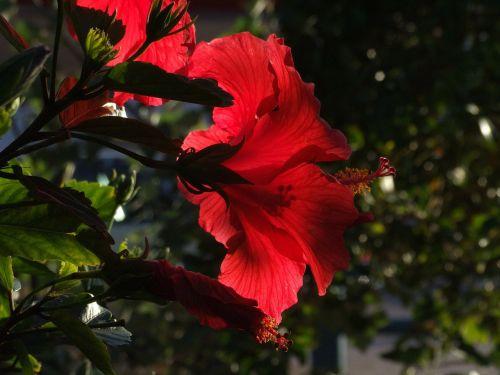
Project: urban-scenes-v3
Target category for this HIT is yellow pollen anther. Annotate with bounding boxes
[335,168,372,194]
[255,316,291,351]
[335,157,396,195]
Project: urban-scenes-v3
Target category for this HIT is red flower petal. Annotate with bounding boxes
[219,229,305,321]
[185,32,351,183]
[188,32,278,137]
[266,164,359,295]
[57,76,114,128]
[74,0,195,106]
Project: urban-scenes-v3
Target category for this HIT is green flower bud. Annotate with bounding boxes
[85,27,118,66]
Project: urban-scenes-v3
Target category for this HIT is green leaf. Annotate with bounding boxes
[0,97,20,137]
[0,204,100,266]
[0,174,31,204]
[15,172,113,243]
[0,256,13,292]
[12,257,55,278]
[0,292,10,318]
[13,340,34,375]
[0,46,50,107]
[105,61,234,107]
[50,310,116,375]
[74,116,181,155]
[64,180,118,223]
[54,261,80,292]
[0,107,12,137]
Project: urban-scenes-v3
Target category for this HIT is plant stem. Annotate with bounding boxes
[16,270,105,313]
[50,0,65,101]
[40,291,110,312]
[0,95,75,165]
[40,69,50,104]
[6,320,126,340]
[8,132,70,159]
[0,270,106,343]
[71,133,178,170]
[127,40,151,62]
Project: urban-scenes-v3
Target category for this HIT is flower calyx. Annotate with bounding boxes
[176,142,251,204]
[66,0,125,63]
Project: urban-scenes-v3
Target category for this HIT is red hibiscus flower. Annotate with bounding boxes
[147,260,290,350]
[177,32,389,320]
[71,0,195,106]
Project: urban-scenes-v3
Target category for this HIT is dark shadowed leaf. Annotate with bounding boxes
[0,46,50,107]
[73,116,181,155]
[12,257,55,279]
[104,61,234,107]
[50,310,116,375]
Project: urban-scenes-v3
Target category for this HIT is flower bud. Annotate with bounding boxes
[146,0,194,43]
[85,28,119,66]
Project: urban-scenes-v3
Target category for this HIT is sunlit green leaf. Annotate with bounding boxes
[0,256,13,292]
[64,180,119,223]
[0,204,100,266]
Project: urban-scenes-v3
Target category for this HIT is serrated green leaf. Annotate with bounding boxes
[16,173,113,243]
[50,310,116,375]
[0,204,100,266]
[64,180,118,224]
[0,176,31,204]
[105,61,233,107]
[0,46,50,107]
[0,256,13,292]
